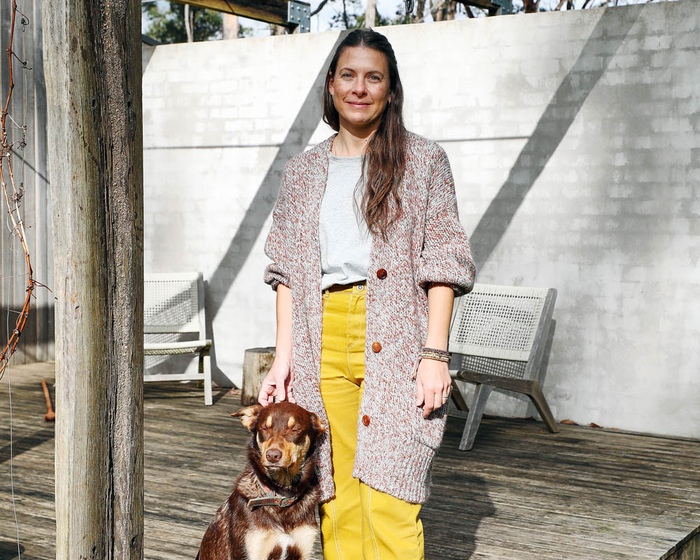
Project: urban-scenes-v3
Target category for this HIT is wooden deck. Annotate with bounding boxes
[1,362,699,560]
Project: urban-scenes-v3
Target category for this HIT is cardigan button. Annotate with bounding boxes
[371,342,382,353]
[376,268,387,280]
[362,415,370,427]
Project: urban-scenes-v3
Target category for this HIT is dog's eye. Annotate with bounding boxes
[290,425,303,434]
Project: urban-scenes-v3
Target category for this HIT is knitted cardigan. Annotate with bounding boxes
[264,132,476,504]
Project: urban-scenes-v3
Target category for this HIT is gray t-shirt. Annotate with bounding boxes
[319,154,372,290]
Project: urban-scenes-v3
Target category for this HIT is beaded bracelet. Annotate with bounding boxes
[421,347,451,363]
[411,347,453,379]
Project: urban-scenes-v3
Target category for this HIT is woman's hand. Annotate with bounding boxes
[258,356,295,406]
[260,284,294,406]
[415,358,451,418]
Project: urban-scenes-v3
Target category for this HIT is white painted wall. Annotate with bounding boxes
[142,0,700,439]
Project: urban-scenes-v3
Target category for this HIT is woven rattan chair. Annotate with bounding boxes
[448,283,558,450]
[144,272,213,405]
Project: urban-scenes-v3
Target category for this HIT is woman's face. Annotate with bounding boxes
[329,46,391,135]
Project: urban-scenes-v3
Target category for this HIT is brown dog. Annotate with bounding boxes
[197,402,325,560]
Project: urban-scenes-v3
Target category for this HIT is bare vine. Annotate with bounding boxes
[0,0,35,377]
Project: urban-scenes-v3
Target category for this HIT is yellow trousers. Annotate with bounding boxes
[319,283,424,560]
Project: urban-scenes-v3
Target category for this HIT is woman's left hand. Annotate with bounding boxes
[415,358,452,418]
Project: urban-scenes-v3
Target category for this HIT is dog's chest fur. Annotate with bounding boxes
[244,525,317,560]
[226,469,320,560]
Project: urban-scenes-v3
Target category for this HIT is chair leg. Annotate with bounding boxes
[459,384,494,451]
[526,382,558,433]
[450,378,470,413]
[201,349,213,406]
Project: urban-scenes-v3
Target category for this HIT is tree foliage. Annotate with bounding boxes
[142,1,223,43]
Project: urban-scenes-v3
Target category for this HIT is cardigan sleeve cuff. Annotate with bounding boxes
[263,263,291,291]
[416,231,476,297]
[416,260,475,297]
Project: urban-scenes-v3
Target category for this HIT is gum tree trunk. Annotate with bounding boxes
[223,13,239,39]
[42,1,144,559]
[366,0,376,26]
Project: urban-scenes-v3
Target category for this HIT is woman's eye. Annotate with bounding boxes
[368,75,381,82]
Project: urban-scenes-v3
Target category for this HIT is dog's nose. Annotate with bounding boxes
[266,449,282,463]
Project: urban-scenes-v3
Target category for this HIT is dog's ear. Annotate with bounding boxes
[309,412,325,435]
[231,404,263,431]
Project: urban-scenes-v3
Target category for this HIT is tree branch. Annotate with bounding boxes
[310,0,329,17]
[0,0,35,377]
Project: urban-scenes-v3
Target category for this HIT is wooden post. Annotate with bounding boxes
[42,1,144,559]
[242,347,275,405]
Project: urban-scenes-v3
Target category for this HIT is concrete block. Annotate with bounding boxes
[642,34,673,51]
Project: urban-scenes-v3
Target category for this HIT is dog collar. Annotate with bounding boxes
[248,477,299,509]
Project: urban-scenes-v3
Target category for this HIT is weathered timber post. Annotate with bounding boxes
[43,2,144,559]
[242,347,276,405]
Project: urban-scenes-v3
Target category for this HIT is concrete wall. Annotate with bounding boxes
[142,0,700,439]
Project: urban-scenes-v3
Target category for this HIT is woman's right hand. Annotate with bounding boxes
[258,356,295,406]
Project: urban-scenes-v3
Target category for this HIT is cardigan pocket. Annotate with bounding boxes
[407,357,449,450]
[411,407,448,450]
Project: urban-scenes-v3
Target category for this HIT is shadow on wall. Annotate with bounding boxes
[469,6,642,271]
[206,32,347,323]
[142,44,156,76]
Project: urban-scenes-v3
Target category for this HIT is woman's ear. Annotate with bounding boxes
[328,72,335,97]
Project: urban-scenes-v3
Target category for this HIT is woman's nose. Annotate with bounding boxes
[352,79,367,95]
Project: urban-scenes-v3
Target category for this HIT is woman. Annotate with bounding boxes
[259,29,475,560]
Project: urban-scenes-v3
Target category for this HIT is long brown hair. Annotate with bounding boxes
[322,29,407,238]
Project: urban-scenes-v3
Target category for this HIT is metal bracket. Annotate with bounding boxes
[490,0,512,15]
[288,1,311,33]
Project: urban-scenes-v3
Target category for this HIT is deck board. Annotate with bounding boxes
[1,362,698,560]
